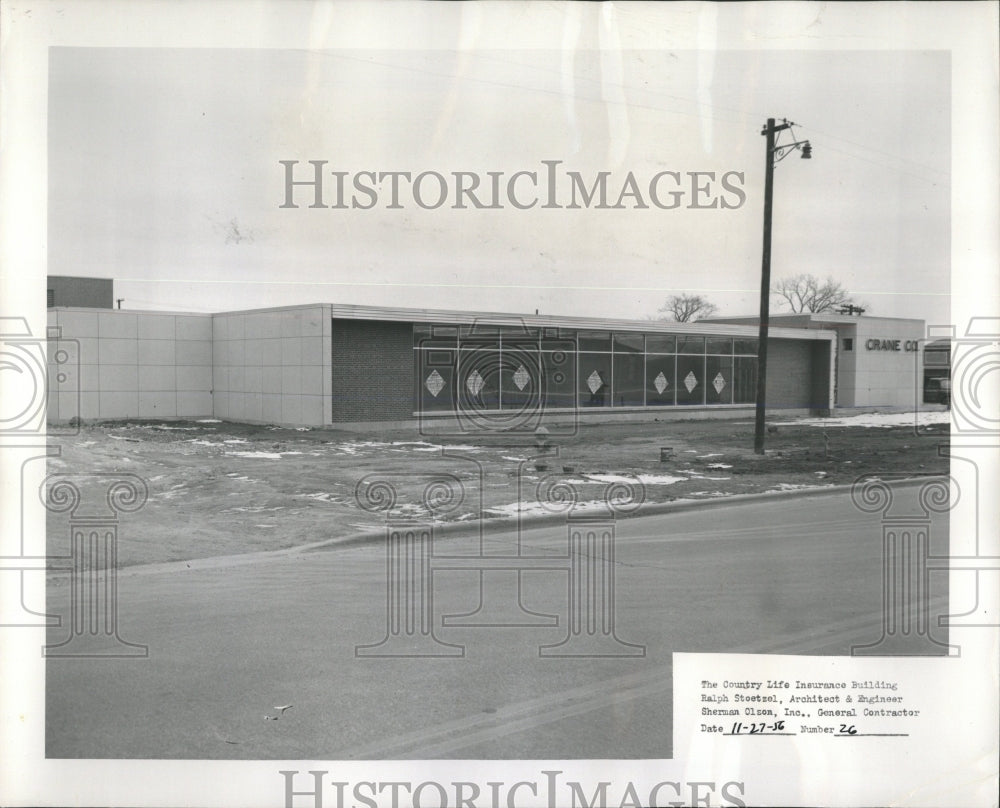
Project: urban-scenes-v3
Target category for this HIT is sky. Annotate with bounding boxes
[47,8,951,325]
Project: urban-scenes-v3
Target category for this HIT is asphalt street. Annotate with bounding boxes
[45,485,951,759]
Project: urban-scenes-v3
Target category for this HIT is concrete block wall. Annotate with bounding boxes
[211,305,332,427]
[331,319,414,421]
[47,308,213,421]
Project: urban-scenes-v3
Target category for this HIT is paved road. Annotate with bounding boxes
[46,485,950,759]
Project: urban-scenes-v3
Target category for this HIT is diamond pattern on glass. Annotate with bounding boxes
[654,372,668,395]
[713,372,726,394]
[425,369,445,397]
[466,370,485,396]
[513,365,530,391]
[684,371,698,393]
[586,370,604,394]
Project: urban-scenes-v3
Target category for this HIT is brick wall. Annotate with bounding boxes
[331,319,414,421]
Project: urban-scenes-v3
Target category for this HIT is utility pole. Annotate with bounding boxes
[754,118,811,454]
[116,298,124,309]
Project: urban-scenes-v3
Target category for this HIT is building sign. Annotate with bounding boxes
[865,338,920,352]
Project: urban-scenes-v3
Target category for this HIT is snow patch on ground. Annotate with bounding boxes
[483,499,623,518]
[226,451,284,460]
[568,473,687,486]
[794,411,949,429]
[300,492,345,503]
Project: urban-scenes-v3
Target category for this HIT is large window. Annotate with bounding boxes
[733,356,757,404]
[613,354,645,407]
[415,348,456,412]
[540,349,576,408]
[705,355,734,404]
[578,353,612,407]
[676,354,705,405]
[646,354,675,406]
[458,349,500,411]
[411,324,764,412]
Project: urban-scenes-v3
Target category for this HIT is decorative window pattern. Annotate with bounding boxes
[412,325,760,411]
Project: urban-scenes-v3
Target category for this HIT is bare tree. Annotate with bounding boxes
[772,274,854,313]
[657,294,718,322]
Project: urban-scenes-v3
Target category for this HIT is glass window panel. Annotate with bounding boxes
[458,350,500,411]
[541,328,575,351]
[733,356,757,404]
[612,354,644,406]
[706,355,734,404]
[461,337,501,354]
[646,355,676,406]
[734,338,759,355]
[459,324,500,338]
[645,334,676,354]
[540,349,576,409]
[415,349,456,412]
[500,350,540,411]
[577,330,612,352]
[541,338,576,353]
[578,352,612,407]
[499,325,539,338]
[706,337,733,355]
[924,348,949,367]
[501,333,540,357]
[676,354,705,404]
[677,335,705,355]
[414,324,458,349]
[613,333,644,354]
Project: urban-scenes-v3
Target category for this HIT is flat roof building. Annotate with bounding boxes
[705,313,926,408]
[46,276,113,309]
[46,302,930,429]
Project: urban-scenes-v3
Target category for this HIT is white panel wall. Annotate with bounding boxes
[211,305,332,427]
[851,319,924,407]
[47,308,213,421]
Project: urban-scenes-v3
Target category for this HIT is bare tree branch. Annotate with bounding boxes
[656,294,719,322]
[771,274,854,313]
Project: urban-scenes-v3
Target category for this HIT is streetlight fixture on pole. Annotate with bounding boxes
[754,118,811,454]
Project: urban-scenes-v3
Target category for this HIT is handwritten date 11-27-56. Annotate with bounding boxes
[728,721,788,735]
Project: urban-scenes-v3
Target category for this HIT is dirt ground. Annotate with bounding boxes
[45,410,951,568]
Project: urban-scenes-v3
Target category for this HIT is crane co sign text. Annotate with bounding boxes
[866,338,920,352]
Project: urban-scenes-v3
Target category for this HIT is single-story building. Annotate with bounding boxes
[45,302,931,430]
[705,312,927,408]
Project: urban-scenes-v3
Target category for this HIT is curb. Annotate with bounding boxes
[92,475,942,579]
[301,474,942,553]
